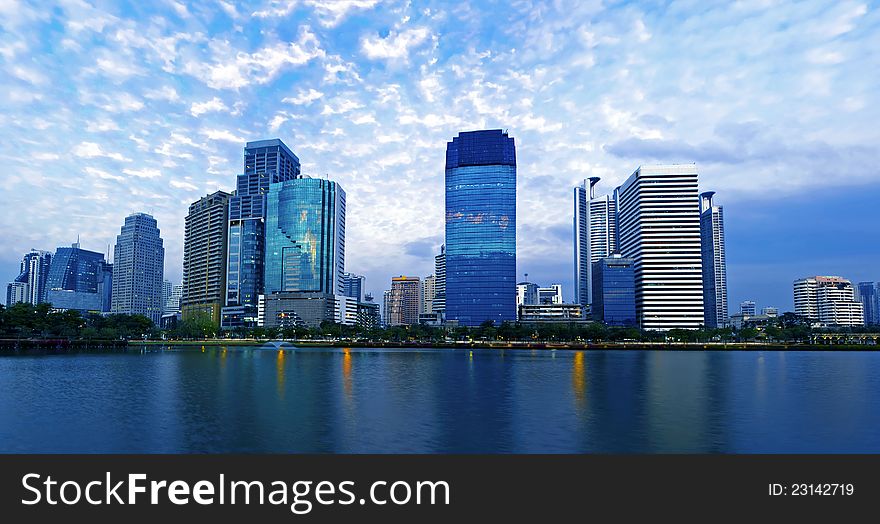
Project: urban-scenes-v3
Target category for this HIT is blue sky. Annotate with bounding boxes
[1,0,878,312]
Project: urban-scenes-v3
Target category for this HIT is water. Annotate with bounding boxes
[1,346,879,453]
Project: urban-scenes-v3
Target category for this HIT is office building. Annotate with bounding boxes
[357,300,381,329]
[537,284,563,305]
[615,164,704,330]
[45,242,112,313]
[422,274,436,314]
[700,191,728,328]
[6,281,28,306]
[761,306,778,317]
[342,272,366,303]
[794,276,864,326]
[573,177,617,307]
[433,244,446,315]
[518,303,589,324]
[165,284,183,314]
[516,280,538,306]
[222,139,301,328]
[591,255,637,327]
[857,282,878,325]
[445,129,516,326]
[162,280,172,312]
[263,292,338,328]
[740,301,756,316]
[5,249,52,306]
[386,276,422,326]
[181,190,231,325]
[112,213,165,324]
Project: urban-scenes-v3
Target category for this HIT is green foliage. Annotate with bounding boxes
[0,303,155,339]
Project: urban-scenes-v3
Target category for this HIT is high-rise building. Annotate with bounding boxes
[261,176,345,328]
[112,213,165,324]
[516,280,538,306]
[5,249,52,306]
[222,139,301,329]
[740,301,756,316]
[382,289,392,326]
[591,255,637,327]
[794,276,864,326]
[342,272,366,303]
[445,129,516,326]
[162,280,172,312]
[433,245,446,315]
[45,242,111,313]
[573,177,617,307]
[700,191,728,328]
[615,164,704,330]
[181,190,231,325]
[165,284,183,314]
[537,284,563,305]
[422,275,436,314]
[387,276,422,326]
[761,306,778,317]
[857,282,878,325]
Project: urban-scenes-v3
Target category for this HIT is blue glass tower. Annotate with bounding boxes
[46,242,111,313]
[222,139,301,328]
[591,255,636,327]
[444,129,516,326]
[264,177,345,295]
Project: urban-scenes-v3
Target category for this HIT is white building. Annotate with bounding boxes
[422,274,436,314]
[537,284,563,304]
[573,177,617,307]
[6,281,29,306]
[794,276,865,327]
[616,164,704,330]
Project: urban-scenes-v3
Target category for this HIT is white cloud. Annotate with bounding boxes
[9,65,47,85]
[170,179,198,190]
[85,119,121,132]
[361,27,431,62]
[253,0,379,27]
[144,85,181,102]
[283,88,324,105]
[806,48,845,65]
[123,167,163,179]
[321,98,364,115]
[72,142,131,162]
[351,113,377,125]
[84,166,124,181]
[190,97,229,116]
[201,128,247,143]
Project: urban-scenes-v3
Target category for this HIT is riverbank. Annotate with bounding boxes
[134,339,878,351]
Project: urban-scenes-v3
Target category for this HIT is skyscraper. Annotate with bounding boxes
[387,276,422,326]
[422,275,436,314]
[445,129,516,326]
[261,176,345,328]
[700,191,728,328]
[573,177,617,307]
[591,255,636,327]
[112,213,165,323]
[433,244,446,316]
[794,276,864,326]
[222,139,301,329]
[46,242,111,313]
[615,164,704,330]
[857,282,878,325]
[5,249,52,306]
[342,272,366,302]
[182,191,231,325]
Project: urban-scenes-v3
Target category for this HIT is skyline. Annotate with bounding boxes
[2,1,879,312]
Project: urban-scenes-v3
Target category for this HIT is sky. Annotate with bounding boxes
[1,0,878,313]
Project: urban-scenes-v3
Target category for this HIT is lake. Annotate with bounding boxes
[1,346,878,453]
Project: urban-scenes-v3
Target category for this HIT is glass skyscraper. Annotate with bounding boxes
[263,177,345,296]
[573,177,617,307]
[700,191,728,328]
[45,242,111,313]
[112,213,165,323]
[857,282,878,325]
[591,255,636,327]
[222,139,301,328]
[444,129,516,326]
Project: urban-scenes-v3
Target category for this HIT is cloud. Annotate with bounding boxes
[283,88,324,105]
[72,142,131,162]
[253,0,380,27]
[190,97,229,116]
[170,179,198,190]
[200,128,247,143]
[361,27,431,62]
[122,168,163,179]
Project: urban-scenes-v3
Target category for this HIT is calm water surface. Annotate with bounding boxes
[1,346,879,453]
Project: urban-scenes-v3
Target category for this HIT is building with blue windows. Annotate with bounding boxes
[341,272,365,302]
[112,213,164,323]
[591,255,636,327]
[222,139,301,329]
[46,242,112,313]
[262,176,345,327]
[857,282,878,325]
[700,191,728,328]
[444,129,516,326]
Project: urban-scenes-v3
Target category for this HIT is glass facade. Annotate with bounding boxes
[592,256,636,327]
[445,129,516,326]
[264,177,345,296]
[223,139,301,328]
[858,282,878,325]
[46,243,112,313]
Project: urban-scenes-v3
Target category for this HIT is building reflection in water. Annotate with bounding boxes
[342,347,353,402]
[276,349,286,399]
[572,351,586,409]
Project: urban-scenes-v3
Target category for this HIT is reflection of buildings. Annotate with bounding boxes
[445,129,516,326]
[45,242,113,314]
